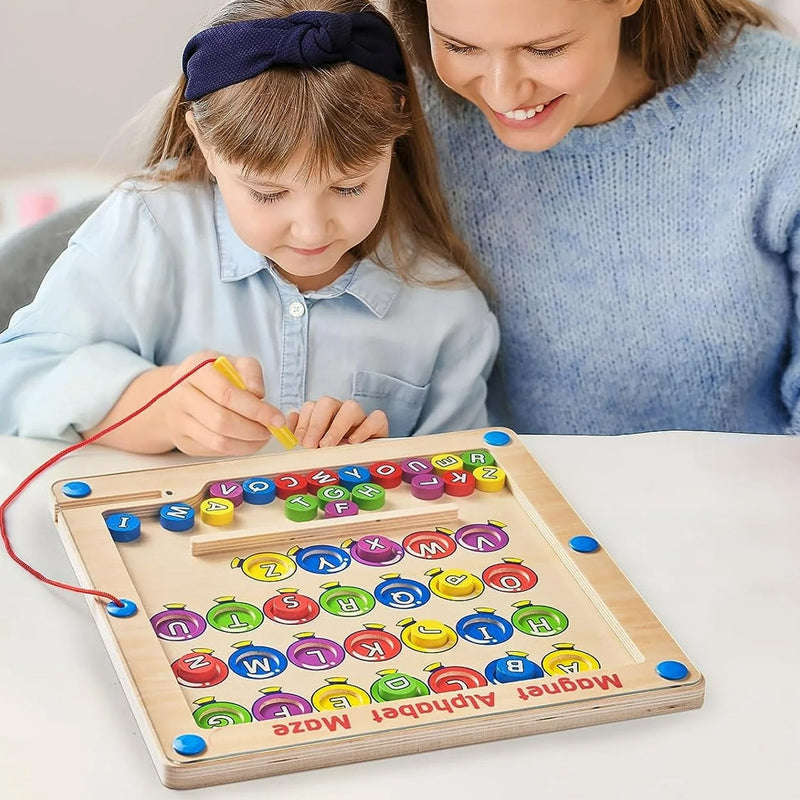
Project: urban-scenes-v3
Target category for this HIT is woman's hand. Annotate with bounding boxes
[163,351,287,457]
[290,396,389,448]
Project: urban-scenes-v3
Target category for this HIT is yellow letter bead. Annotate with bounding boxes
[399,619,458,652]
[311,678,372,711]
[541,643,601,675]
[200,498,235,526]
[427,568,484,600]
[430,453,464,475]
[473,465,507,492]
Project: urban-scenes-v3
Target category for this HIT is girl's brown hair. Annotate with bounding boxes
[388,0,775,92]
[143,0,481,285]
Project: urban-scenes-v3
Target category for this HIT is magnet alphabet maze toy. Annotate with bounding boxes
[51,429,704,789]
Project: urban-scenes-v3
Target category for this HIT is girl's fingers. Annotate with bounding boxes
[319,400,368,447]
[174,381,274,444]
[292,401,317,445]
[193,363,286,432]
[285,410,300,434]
[286,397,388,449]
[348,409,389,443]
[300,397,345,448]
[230,356,266,399]
[171,407,269,457]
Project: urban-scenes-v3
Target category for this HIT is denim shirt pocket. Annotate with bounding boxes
[351,370,430,437]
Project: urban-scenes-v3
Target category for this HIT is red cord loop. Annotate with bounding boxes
[0,358,217,607]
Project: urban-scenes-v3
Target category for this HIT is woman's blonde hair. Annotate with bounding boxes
[143,0,481,285]
[388,0,775,92]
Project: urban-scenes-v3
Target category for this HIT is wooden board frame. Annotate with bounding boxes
[50,428,704,789]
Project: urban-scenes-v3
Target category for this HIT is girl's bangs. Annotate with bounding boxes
[204,66,409,180]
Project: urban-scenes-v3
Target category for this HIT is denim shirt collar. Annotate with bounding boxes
[213,185,401,319]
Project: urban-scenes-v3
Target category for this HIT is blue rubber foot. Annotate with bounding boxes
[483,430,511,446]
[173,734,207,756]
[656,660,690,681]
[62,481,91,498]
[569,535,600,553]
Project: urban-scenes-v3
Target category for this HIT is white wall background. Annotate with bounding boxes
[0,0,796,236]
[0,1,222,177]
[770,0,800,33]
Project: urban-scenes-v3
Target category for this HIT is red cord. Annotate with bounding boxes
[0,358,217,608]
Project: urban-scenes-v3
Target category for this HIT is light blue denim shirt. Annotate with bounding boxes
[0,181,498,442]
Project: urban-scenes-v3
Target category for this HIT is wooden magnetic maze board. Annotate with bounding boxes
[50,428,704,789]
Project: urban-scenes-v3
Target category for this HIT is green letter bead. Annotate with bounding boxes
[351,482,386,511]
[317,485,351,503]
[461,449,496,471]
[284,493,320,522]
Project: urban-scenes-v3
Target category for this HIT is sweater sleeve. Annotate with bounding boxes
[0,190,176,441]
[780,210,800,433]
[766,56,800,434]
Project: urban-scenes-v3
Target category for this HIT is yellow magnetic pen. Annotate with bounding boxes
[212,356,298,450]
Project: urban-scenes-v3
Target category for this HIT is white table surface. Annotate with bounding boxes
[1,432,798,799]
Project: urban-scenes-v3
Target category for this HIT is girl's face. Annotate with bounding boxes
[208,149,393,292]
[427,0,647,151]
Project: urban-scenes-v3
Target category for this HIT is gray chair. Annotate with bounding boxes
[0,197,103,330]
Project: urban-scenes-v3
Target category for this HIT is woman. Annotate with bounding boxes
[388,0,800,436]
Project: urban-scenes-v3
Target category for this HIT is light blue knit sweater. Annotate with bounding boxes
[423,26,800,435]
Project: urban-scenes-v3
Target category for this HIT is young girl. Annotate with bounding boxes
[0,0,498,456]
[389,0,800,436]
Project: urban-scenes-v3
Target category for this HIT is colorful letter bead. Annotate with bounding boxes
[160,503,195,532]
[200,498,235,526]
[106,512,141,543]
[349,535,404,566]
[411,473,445,500]
[368,461,403,488]
[284,494,320,522]
[317,485,351,504]
[461,449,496,471]
[430,453,464,475]
[442,469,476,497]
[351,482,386,511]
[337,465,372,491]
[208,481,244,507]
[473,465,507,492]
[324,500,359,518]
[305,469,339,491]
[274,473,308,500]
[401,457,433,482]
[242,477,277,505]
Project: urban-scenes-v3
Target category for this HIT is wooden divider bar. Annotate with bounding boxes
[190,503,461,556]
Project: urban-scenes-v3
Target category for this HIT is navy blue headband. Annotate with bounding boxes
[182,10,407,101]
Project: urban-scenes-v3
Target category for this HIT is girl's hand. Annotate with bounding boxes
[163,351,287,457]
[290,397,389,448]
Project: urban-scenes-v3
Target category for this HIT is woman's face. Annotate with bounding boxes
[427,0,646,151]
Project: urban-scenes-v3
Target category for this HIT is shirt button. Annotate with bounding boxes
[288,301,306,318]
